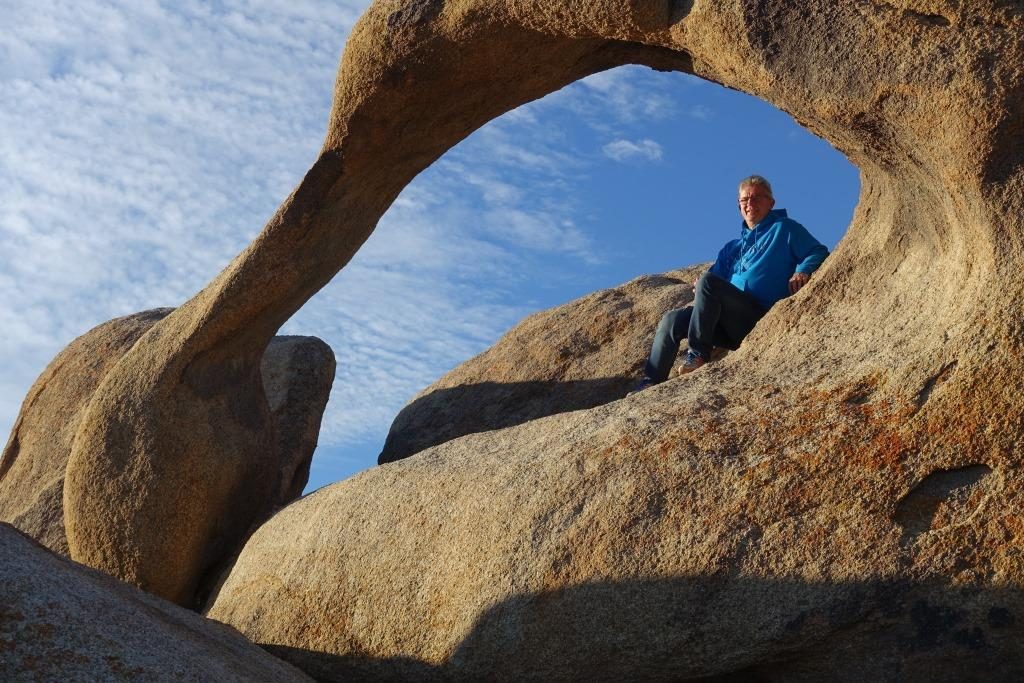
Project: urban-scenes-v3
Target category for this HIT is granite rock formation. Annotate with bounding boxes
[0,310,334,603]
[204,0,1024,679]
[12,0,1024,678]
[0,523,311,682]
[208,398,1020,680]
[1,310,169,557]
[261,335,336,503]
[379,265,704,463]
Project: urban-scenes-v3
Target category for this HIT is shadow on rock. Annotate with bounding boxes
[263,648,441,683]
[260,574,1024,681]
[375,268,703,465]
[378,377,633,464]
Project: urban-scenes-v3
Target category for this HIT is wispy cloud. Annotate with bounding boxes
[687,104,714,121]
[0,0,370,446]
[577,68,677,122]
[602,138,664,163]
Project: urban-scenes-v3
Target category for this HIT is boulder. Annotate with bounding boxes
[208,354,1024,681]
[0,310,334,602]
[0,522,311,682]
[204,0,1024,680]
[0,309,170,557]
[15,0,1024,677]
[261,336,336,502]
[380,266,705,463]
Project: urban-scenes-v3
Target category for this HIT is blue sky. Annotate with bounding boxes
[1,1,859,493]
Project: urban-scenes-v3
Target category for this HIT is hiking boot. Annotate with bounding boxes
[677,350,707,374]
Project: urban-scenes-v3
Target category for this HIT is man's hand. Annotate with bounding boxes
[789,272,810,294]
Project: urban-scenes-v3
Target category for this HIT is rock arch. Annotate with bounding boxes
[52,2,1024,668]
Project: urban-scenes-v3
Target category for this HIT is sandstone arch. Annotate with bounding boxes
[45,1,1024,671]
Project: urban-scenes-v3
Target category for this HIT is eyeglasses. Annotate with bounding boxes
[738,195,771,205]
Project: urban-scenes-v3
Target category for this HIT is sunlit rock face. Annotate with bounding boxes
[11,0,1024,677]
[0,310,334,606]
[379,265,706,464]
[0,523,312,682]
[1,310,170,557]
[206,1,1024,678]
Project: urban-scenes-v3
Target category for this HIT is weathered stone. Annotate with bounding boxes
[11,0,1023,677]
[0,309,171,557]
[0,310,334,604]
[380,266,704,463]
[0,523,311,682]
[261,336,336,503]
[208,362,1024,681]
[203,0,1024,680]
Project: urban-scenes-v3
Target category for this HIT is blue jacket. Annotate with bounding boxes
[708,209,828,310]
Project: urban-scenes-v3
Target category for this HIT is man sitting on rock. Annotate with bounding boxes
[633,175,829,391]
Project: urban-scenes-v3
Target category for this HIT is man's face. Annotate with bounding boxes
[738,184,775,228]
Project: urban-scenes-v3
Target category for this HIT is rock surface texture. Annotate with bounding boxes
[203,0,1024,680]
[0,310,334,605]
[260,335,336,503]
[0,310,170,557]
[379,265,705,463]
[0,523,311,682]
[11,0,1024,678]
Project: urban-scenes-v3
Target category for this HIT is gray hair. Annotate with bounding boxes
[738,175,773,199]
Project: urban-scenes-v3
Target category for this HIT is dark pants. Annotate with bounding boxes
[643,272,767,382]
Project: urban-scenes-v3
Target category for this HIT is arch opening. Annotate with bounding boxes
[251,2,1022,481]
[306,61,861,475]
[286,3,1008,402]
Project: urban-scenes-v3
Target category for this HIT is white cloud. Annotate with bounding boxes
[577,68,676,123]
[0,0,373,448]
[688,104,714,120]
[602,138,664,162]
[479,208,597,263]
